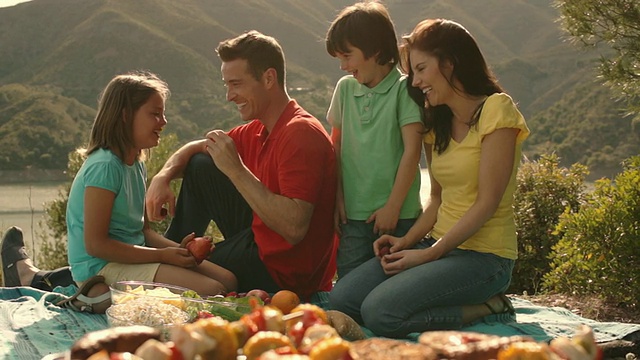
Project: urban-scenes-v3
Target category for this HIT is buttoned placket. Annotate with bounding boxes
[361,92,373,124]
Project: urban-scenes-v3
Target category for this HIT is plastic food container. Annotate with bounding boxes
[109,280,189,308]
[109,280,253,323]
[105,303,189,340]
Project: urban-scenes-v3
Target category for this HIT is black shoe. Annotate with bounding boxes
[1,226,29,287]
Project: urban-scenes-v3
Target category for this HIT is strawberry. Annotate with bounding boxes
[186,237,212,264]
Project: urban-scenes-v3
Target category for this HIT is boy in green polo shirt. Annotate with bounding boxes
[325,1,424,279]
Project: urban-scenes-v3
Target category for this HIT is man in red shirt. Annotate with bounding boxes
[146,31,337,300]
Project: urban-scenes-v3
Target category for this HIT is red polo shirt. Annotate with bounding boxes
[228,100,337,299]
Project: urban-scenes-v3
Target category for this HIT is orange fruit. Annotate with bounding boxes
[270,290,301,315]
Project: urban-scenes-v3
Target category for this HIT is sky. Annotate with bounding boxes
[0,0,31,7]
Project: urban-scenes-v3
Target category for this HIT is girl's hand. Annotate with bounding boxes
[179,232,196,248]
[367,205,399,236]
[160,247,197,268]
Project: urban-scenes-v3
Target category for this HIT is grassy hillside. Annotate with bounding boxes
[0,84,94,169]
[0,0,636,178]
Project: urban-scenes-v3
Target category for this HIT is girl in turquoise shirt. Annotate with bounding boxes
[60,72,236,312]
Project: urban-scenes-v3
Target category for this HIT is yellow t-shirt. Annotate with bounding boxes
[424,93,529,259]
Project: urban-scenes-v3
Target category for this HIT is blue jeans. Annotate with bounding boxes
[336,219,416,280]
[329,237,514,338]
[165,153,280,293]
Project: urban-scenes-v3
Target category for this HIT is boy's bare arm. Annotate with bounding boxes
[369,122,424,234]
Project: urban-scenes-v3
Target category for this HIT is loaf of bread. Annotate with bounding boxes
[69,325,161,360]
[350,337,437,360]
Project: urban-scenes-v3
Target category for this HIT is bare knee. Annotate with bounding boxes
[220,271,237,293]
[193,279,227,297]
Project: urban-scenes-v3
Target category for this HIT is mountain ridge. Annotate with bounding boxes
[0,0,637,178]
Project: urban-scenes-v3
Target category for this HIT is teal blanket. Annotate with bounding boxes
[1,287,639,360]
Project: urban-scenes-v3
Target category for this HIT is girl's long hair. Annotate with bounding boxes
[82,71,169,161]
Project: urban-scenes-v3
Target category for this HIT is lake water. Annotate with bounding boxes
[0,181,66,252]
[0,169,431,252]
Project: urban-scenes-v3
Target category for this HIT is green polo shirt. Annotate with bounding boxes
[327,67,423,220]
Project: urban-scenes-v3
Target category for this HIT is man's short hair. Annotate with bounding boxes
[216,30,286,89]
[325,1,399,65]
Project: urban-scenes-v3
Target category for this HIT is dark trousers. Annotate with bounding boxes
[165,153,280,293]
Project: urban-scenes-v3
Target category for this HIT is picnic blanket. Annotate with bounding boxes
[1,287,639,360]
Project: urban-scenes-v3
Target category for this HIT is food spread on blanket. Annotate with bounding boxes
[110,283,260,324]
[67,292,602,360]
[107,297,190,327]
[111,284,185,309]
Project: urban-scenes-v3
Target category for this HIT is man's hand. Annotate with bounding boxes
[204,130,244,178]
[146,174,175,221]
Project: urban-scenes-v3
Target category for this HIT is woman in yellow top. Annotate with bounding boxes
[329,18,530,338]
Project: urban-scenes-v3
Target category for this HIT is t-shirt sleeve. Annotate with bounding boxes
[397,78,423,127]
[479,93,530,144]
[82,160,123,194]
[277,123,332,204]
[327,76,348,129]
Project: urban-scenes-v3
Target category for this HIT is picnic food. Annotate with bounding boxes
[325,310,367,341]
[247,288,272,304]
[270,290,301,314]
[106,297,190,328]
[186,236,212,264]
[69,298,602,360]
[498,324,603,360]
[419,325,602,360]
[418,331,535,359]
[69,325,161,359]
[350,337,436,359]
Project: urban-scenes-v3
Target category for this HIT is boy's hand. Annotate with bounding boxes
[366,205,399,236]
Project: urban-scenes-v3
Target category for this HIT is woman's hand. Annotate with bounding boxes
[159,247,197,268]
[373,234,409,257]
[380,247,439,275]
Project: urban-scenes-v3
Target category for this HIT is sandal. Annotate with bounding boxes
[55,275,112,314]
[1,226,29,287]
[485,293,515,316]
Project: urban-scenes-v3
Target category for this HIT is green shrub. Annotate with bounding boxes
[543,156,640,305]
[510,154,588,294]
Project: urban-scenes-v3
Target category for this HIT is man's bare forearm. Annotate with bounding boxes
[227,163,313,245]
[156,139,206,181]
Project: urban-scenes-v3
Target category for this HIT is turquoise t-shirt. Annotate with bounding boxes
[327,67,423,220]
[66,148,147,282]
